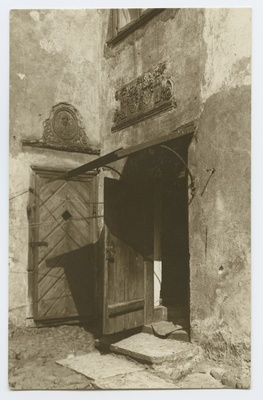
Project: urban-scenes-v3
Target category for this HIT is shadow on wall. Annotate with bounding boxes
[45,243,97,319]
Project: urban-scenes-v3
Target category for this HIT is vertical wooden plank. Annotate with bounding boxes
[135,253,145,327]
[103,226,112,333]
[112,237,125,333]
[124,246,132,330]
[92,176,99,317]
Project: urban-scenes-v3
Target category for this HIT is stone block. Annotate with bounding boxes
[110,332,202,365]
[168,329,189,342]
[221,371,237,388]
[93,371,177,389]
[210,367,226,380]
[56,351,144,380]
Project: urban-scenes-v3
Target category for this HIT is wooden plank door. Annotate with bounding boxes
[31,167,98,322]
[102,177,154,334]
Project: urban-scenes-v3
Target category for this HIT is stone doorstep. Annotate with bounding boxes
[56,351,179,389]
[56,351,145,381]
[93,371,177,390]
[56,335,204,389]
[110,332,202,365]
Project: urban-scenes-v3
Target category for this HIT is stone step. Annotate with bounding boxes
[56,351,145,381]
[56,351,178,389]
[93,371,177,389]
[110,332,203,380]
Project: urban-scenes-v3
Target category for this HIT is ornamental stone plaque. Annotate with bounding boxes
[43,103,89,147]
[22,103,100,155]
[112,63,176,132]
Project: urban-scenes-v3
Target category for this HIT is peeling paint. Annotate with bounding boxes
[39,38,62,54]
[202,9,251,101]
[29,11,40,22]
[17,73,26,80]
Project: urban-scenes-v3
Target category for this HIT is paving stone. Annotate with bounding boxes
[194,363,212,374]
[93,370,177,389]
[210,367,226,380]
[110,332,201,364]
[221,371,237,388]
[56,351,144,380]
[236,379,250,389]
[175,372,225,389]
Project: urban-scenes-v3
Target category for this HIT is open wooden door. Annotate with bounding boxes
[102,177,154,335]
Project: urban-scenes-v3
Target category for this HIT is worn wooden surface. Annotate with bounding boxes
[31,168,98,322]
[103,177,154,334]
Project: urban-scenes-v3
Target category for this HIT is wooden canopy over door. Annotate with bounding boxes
[102,177,154,335]
[29,167,98,323]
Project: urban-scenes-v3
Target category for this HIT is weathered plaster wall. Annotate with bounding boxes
[102,8,251,363]
[9,9,103,326]
[188,8,251,362]
[101,8,206,156]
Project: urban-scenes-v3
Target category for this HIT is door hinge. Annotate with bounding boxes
[30,241,48,248]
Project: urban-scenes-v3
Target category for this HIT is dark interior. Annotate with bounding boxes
[118,135,191,330]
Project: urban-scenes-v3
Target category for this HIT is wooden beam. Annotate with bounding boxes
[52,121,196,181]
[50,148,123,182]
[108,299,145,317]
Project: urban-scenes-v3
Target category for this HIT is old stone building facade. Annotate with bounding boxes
[9,8,251,365]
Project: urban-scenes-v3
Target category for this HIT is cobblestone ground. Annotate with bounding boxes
[8,324,97,390]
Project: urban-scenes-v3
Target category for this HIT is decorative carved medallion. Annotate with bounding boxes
[43,103,89,147]
[112,63,176,132]
[22,103,100,155]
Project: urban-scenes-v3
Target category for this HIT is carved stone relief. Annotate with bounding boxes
[43,103,90,147]
[22,103,100,155]
[112,63,176,132]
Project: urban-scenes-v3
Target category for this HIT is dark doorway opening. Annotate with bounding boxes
[161,171,190,331]
[112,135,191,333]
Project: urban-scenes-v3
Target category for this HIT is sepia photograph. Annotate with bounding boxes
[4,0,258,395]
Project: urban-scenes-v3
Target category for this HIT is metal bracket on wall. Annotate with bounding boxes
[201,168,216,196]
[100,165,124,181]
[159,144,196,196]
